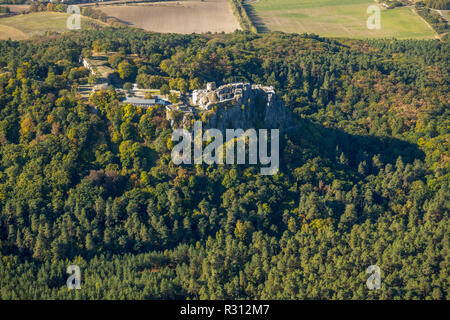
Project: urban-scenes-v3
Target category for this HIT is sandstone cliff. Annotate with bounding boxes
[187,83,294,132]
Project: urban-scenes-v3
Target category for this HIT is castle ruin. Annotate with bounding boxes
[166,82,293,132]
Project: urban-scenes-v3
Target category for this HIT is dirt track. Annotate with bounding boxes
[97,0,240,34]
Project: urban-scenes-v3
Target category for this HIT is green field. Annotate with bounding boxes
[0,12,105,40]
[250,0,438,39]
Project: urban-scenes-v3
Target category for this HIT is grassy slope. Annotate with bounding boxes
[0,12,105,40]
[251,0,437,39]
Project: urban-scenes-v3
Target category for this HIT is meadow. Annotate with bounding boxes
[249,0,438,39]
[0,12,105,40]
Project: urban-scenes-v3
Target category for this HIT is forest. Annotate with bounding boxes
[0,28,448,299]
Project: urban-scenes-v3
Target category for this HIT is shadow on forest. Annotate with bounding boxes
[244,3,270,33]
[283,116,425,171]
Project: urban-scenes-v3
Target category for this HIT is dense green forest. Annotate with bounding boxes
[0,28,448,299]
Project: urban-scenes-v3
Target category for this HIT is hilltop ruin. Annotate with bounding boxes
[166,82,293,132]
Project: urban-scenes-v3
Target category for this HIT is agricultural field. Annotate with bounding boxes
[249,0,437,39]
[0,12,105,40]
[96,0,240,34]
[0,4,29,14]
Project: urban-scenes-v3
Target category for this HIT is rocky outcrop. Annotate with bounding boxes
[168,83,294,132]
[200,84,294,132]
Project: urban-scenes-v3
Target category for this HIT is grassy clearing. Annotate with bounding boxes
[250,0,437,39]
[0,12,105,40]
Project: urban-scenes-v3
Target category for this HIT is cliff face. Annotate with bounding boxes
[167,83,294,132]
[200,84,294,132]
